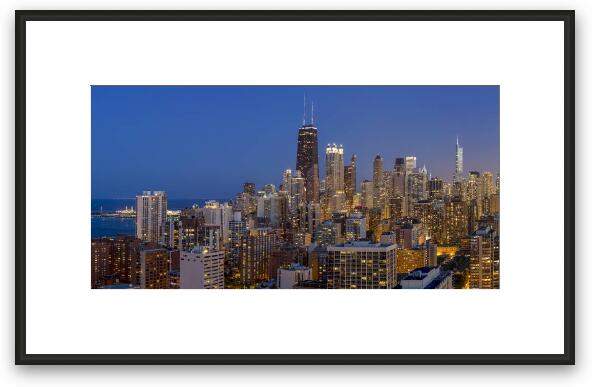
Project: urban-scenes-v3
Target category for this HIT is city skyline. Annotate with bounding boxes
[91,86,500,290]
[92,86,499,199]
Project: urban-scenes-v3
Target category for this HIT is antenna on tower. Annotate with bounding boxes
[302,94,307,126]
[311,100,315,125]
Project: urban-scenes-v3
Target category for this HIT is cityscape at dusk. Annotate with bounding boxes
[91,86,500,290]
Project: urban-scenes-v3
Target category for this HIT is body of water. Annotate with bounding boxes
[91,198,224,213]
[92,216,136,238]
[91,198,229,239]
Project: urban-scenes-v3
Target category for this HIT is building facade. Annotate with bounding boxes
[443,197,468,245]
[361,179,374,209]
[180,246,225,289]
[277,263,312,289]
[296,119,320,203]
[372,155,384,210]
[325,143,345,213]
[238,228,279,288]
[467,227,500,289]
[396,247,427,274]
[326,241,397,289]
[454,137,464,183]
[136,190,167,243]
[139,248,170,289]
[344,154,357,211]
[345,212,367,241]
[91,236,140,288]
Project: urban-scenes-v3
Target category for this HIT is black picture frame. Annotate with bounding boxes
[15,9,575,365]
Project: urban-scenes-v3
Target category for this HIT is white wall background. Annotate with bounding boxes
[0,0,588,385]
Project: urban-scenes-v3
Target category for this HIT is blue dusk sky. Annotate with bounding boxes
[91,85,499,199]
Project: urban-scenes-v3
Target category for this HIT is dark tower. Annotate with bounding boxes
[296,98,320,203]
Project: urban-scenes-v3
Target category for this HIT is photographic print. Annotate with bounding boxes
[91,85,500,290]
[17,10,574,365]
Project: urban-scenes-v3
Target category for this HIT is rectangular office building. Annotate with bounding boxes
[326,241,397,289]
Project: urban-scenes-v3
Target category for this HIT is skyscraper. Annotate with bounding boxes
[383,170,393,206]
[344,154,357,211]
[307,202,322,238]
[454,136,464,183]
[412,199,444,243]
[361,180,374,208]
[239,228,279,288]
[228,211,247,270]
[467,171,481,201]
[373,155,384,209]
[196,200,233,247]
[428,177,444,198]
[467,227,500,289]
[408,165,428,201]
[387,196,405,224]
[496,174,500,193]
[290,170,307,230]
[325,143,345,213]
[282,169,293,197]
[256,192,281,226]
[443,196,468,245]
[296,100,320,203]
[393,158,407,196]
[481,171,495,198]
[405,156,417,173]
[136,191,167,243]
[393,157,408,216]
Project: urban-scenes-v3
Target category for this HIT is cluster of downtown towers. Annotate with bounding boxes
[91,104,500,290]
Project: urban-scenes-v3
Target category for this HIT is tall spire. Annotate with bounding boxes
[302,94,307,126]
[456,135,459,146]
[311,100,315,125]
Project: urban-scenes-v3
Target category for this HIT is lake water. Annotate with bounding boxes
[91,198,229,238]
[91,198,220,213]
[91,216,136,238]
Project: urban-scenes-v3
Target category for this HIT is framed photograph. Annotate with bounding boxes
[15,10,575,365]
